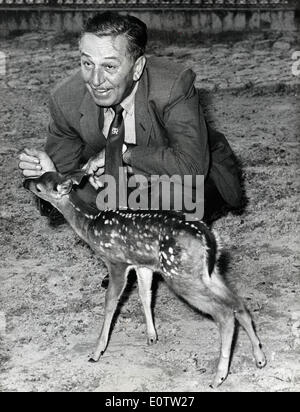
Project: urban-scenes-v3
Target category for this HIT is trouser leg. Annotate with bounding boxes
[203,177,228,224]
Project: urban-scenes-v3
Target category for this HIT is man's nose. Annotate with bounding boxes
[91,68,105,88]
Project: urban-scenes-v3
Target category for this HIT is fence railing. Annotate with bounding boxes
[0,0,296,8]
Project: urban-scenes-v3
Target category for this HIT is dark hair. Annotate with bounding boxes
[82,12,148,61]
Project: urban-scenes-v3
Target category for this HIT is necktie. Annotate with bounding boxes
[104,104,127,209]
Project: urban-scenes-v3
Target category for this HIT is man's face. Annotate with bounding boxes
[80,33,143,107]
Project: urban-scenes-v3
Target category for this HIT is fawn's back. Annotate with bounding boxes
[87,209,217,278]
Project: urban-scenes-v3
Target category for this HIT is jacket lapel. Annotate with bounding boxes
[135,70,153,147]
[79,90,106,152]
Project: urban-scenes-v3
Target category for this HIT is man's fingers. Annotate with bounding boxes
[22,169,43,178]
[89,176,101,190]
[19,161,42,171]
[94,167,105,177]
[92,159,105,171]
[28,149,56,172]
[89,175,105,189]
[83,150,106,175]
[127,165,133,175]
[19,152,40,164]
[86,163,102,175]
[23,147,44,158]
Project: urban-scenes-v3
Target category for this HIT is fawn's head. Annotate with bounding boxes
[23,170,87,207]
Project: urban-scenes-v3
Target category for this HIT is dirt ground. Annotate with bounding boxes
[0,31,299,392]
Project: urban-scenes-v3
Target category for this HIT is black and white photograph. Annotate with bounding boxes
[0,0,299,394]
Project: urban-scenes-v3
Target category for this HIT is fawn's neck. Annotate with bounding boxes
[56,194,100,243]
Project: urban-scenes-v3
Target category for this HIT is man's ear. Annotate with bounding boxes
[133,55,146,81]
[57,179,73,195]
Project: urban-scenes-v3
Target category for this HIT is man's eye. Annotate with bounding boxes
[105,65,117,71]
[83,61,92,69]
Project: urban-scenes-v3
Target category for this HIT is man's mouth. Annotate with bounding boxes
[91,87,112,98]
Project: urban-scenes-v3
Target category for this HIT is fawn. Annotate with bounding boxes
[24,171,266,387]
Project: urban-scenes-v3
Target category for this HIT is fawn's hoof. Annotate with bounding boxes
[254,345,267,369]
[255,354,267,369]
[147,333,158,346]
[210,376,226,389]
[211,370,228,388]
[88,352,103,363]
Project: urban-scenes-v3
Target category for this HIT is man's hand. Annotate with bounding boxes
[19,148,56,177]
[82,149,106,189]
[122,144,133,175]
[82,145,133,190]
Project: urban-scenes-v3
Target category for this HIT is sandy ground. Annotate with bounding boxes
[0,31,299,392]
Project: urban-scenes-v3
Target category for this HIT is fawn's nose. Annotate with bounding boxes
[23,179,31,190]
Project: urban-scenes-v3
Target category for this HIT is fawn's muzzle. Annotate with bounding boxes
[23,179,31,190]
[23,179,38,193]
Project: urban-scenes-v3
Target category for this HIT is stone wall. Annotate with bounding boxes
[0,7,298,38]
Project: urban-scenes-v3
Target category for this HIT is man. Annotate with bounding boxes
[19,12,242,225]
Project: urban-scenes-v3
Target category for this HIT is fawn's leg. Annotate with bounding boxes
[136,267,158,345]
[89,262,129,362]
[211,308,236,388]
[168,280,235,388]
[234,305,266,368]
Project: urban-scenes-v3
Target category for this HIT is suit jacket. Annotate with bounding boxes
[45,57,242,207]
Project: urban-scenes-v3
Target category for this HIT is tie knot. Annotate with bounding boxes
[113,104,124,115]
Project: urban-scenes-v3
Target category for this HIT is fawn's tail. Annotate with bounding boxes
[202,231,238,307]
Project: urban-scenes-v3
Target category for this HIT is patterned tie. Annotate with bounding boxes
[104,104,127,209]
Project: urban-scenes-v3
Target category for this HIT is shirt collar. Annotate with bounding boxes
[104,81,139,116]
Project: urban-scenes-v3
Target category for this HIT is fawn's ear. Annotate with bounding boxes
[65,170,88,186]
[57,179,73,195]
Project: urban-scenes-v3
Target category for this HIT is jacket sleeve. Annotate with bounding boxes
[45,93,84,174]
[123,69,210,179]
